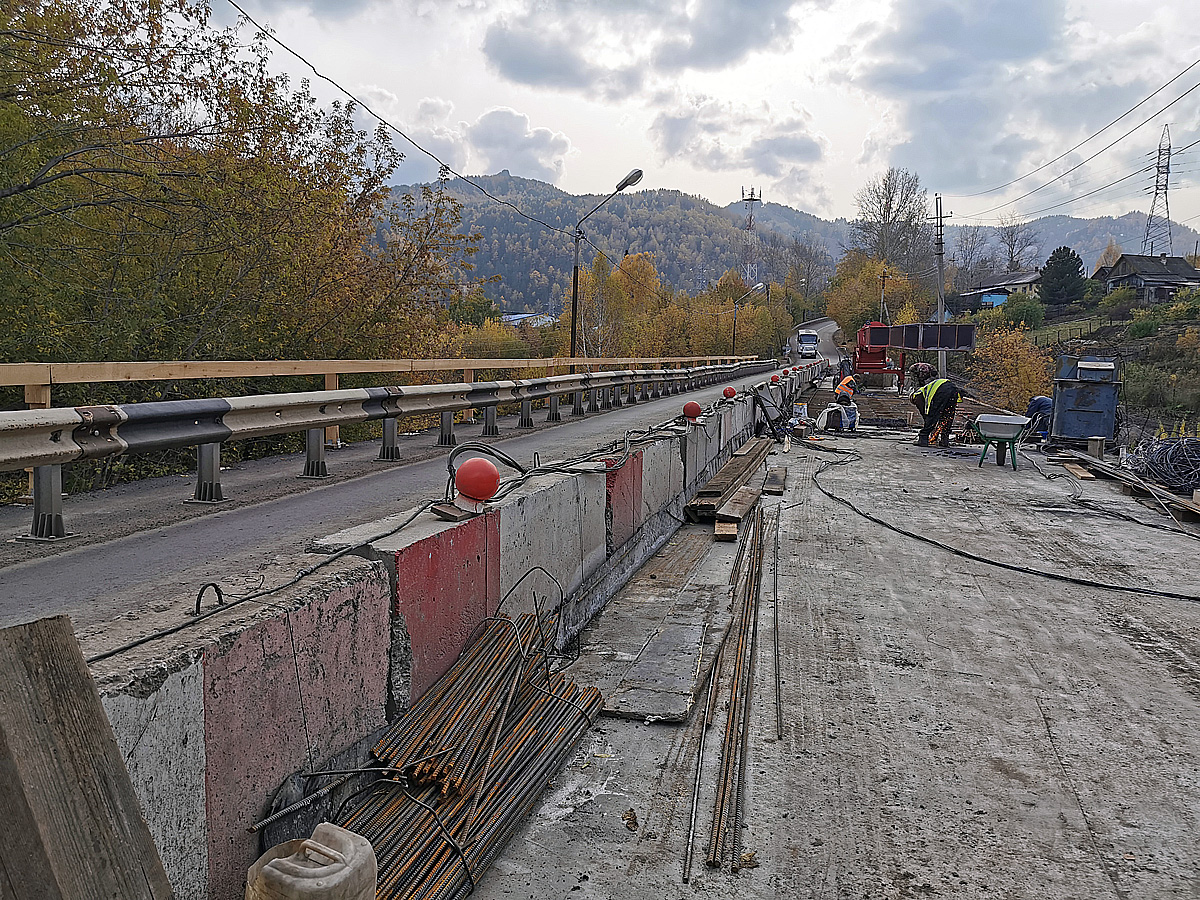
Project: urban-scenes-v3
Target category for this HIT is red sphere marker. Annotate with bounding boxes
[683,400,703,420]
[722,387,736,399]
[455,457,500,502]
[771,374,780,383]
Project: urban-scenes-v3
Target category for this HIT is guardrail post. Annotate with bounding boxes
[378,418,402,460]
[546,394,562,422]
[461,369,476,423]
[626,380,638,404]
[599,387,611,411]
[650,377,662,399]
[482,405,500,437]
[324,374,343,448]
[518,399,534,428]
[587,388,601,413]
[572,390,585,416]
[189,443,226,503]
[640,380,652,402]
[301,428,330,477]
[438,411,457,446]
[19,465,67,542]
[610,384,623,408]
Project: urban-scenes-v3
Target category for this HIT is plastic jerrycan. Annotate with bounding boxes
[246,822,377,900]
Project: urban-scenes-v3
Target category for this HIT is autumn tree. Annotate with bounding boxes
[1095,237,1123,271]
[823,252,929,336]
[950,224,999,291]
[971,324,1054,411]
[848,167,933,274]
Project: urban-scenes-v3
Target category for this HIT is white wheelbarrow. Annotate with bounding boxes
[973,414,1031,470]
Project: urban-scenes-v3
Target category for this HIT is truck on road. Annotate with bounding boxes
[797,329,820,359]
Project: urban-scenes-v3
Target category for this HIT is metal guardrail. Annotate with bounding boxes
[2,360,786,541]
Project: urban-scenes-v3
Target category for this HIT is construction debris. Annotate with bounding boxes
[685,438,772,522]
[762,467,787,495]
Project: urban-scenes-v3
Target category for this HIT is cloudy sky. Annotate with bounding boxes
[229,0,1200,230]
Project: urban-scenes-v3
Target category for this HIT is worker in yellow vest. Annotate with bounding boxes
[834,375,857,399]
[909,363,961,447]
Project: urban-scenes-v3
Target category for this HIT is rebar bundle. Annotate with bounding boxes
[1124,437,1200,492]
[339,614,602,900]
[706,507,766,871]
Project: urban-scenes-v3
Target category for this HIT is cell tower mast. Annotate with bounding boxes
[741,187,761,283]
[1142,125,1172,255]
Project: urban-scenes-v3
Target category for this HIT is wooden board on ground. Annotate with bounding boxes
[0,616,173,899]
[716,476,765,523]
[714,522,739,541]
[763,467,787,495]
[1066,450,1200,519]
[1062,463,1095,480]
[684,437,773,522]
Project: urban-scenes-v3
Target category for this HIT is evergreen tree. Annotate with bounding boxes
[1040,246,1086,306]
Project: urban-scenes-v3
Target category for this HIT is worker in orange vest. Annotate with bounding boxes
[834,375,857,399]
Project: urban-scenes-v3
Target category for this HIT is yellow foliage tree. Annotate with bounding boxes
[971,324,1054,411]
[823,252,929,335]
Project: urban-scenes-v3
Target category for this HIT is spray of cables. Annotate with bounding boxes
[1124,437,1200,492]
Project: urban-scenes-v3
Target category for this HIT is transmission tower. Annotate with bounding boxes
[1142,125,1172,255]
[740,187,761,283]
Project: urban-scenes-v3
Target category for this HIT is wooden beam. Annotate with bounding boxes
[0,616,172,899]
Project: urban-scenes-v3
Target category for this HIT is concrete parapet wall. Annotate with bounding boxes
[94,390,760,899]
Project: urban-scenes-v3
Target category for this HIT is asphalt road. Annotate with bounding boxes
[0,377,762,631]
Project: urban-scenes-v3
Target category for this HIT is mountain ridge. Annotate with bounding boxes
[392,172,1200,313]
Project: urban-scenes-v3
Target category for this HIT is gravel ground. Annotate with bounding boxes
[475,429,1200,899]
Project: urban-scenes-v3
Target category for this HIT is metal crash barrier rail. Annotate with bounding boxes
[0,360,779,541]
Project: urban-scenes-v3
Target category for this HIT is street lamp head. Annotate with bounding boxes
[753,282,764,291]
[616,168,644,192]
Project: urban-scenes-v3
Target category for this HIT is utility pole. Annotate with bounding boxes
[934,194,951,377]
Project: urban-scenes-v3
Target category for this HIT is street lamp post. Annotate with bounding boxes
[570,168,644,365]
[731,282,765,357]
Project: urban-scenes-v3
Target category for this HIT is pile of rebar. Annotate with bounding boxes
[1125,436,1200,492]
[339,614,602,900]
[705,506,769,872]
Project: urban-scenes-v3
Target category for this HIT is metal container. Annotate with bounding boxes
[1051,356,1121,443]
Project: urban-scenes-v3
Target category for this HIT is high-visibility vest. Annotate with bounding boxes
[834,376,856,397]
[913,379,948,414]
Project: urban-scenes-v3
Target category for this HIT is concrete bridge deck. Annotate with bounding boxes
[476,425,1200,899]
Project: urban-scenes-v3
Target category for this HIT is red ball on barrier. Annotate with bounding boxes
[771,374,780,383]
[722,387,736,399]
[683,400,703,420]
[455,457,500,502]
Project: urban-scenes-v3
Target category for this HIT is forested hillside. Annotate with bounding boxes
[396,174,1199,313]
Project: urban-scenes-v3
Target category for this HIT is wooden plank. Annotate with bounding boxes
[0,617,172,900]
[762,467,787,494]
[714,522,739,541]
[716,480,764,523]
[1062,463,1095,480]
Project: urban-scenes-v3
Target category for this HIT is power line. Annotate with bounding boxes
[951,54,1200,199]
[222,0,575,242]
[965,77,1200,219]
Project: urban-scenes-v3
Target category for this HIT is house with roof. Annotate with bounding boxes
[501,312,558,328]
[1101,253,1200,304]
[957,270,1041,309]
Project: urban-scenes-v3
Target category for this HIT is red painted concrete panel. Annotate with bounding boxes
[606,450,643,551]
[395,511,500,702]
[203,567,390,899]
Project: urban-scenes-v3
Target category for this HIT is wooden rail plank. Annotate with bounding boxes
[0,616,172,899]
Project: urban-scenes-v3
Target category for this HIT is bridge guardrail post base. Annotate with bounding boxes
[571,390,586,416]
[16,465,69,542]
[378,418,403,461]
[482,406,500,437]
[587,389,601,414]
[187,443,227,503]
[546,394,562,422]
[300,428,331,478]
[518,399,534,428]
[438,411,457,447]
[626,382,638,404]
